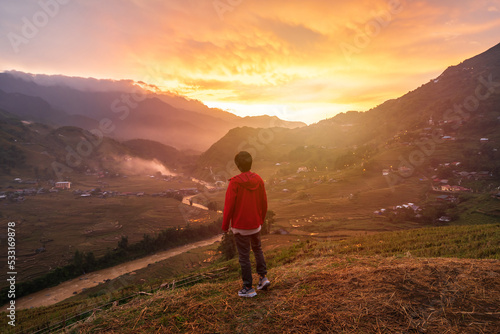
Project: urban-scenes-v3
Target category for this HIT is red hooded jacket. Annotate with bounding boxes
[222,171,268,232]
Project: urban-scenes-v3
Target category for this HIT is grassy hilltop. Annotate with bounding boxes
[3,223,499,333]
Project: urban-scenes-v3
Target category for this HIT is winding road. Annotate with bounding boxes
[182,194,210,210]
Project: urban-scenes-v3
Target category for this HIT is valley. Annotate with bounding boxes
[0,42,499,333]
[13,235,222,310]
[0,175,220,288]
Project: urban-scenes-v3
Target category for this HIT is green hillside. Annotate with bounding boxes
[190,45,500,239]
[195,43,500,182]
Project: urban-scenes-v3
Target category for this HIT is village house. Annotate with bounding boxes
[477,171,492,178]
[432,184,471,193]
[432,178,449,184]
[450,185,471,192]
[398,166,412,174]
[455,171,472,178]
[55,181,71,190]
[297,167,309,173]
[375,203,420,216]
[23,188,37,196]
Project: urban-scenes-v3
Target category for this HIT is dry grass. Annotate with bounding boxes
[73,256,500,333]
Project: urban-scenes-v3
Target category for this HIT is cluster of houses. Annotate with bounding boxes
[289,214,330,228]
[0,188,40,202]
[0,179,74,202]
[73,189,113,198]
[382,159,493,193]
[72,187,200,199]
[437,162,492,180]
[373,202,421,216]
[1,176,206,202]
[274,163,326,174]
[430,162,495,194]
[373,202,453,223]
[385,115,494,148]
[269,173,338,194]
[432,184,471,193]
[153,188,199,197]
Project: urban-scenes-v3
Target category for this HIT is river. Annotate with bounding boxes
[11,235,222,310]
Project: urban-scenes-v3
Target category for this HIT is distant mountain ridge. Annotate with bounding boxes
[0,71,305,151]
[196,42,500,179]
[0,107,195,179]
[2,42,499,181]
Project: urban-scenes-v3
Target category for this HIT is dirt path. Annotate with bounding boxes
[12,235,222,310]
[182,194,210,210]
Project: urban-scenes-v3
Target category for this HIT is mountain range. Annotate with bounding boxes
[1,43,499,181]
[0,71,304,152]
[196,42,500,180]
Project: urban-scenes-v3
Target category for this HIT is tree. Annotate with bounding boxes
[84,251,96,272]
[141,234,155,253]
[73,250,84,274]
[118,235,128,250]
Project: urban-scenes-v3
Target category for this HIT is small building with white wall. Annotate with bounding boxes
[55,181,71,190]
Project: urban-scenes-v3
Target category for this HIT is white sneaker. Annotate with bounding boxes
[257,277,270,291]
[238,286,257,297]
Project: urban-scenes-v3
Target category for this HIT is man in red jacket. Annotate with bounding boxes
[222,151,271,297]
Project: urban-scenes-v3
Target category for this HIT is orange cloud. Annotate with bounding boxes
[1,0,499,123]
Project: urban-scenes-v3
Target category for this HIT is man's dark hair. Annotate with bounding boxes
[235,151,252,172]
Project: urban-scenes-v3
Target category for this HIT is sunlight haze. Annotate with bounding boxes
[1,0,500,123]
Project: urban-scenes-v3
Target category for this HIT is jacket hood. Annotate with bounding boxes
[230,171,261,190]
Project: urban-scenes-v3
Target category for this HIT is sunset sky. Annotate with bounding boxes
[1,0,500,124]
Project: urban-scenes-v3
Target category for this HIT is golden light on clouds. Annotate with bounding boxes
[1,0,500,123]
